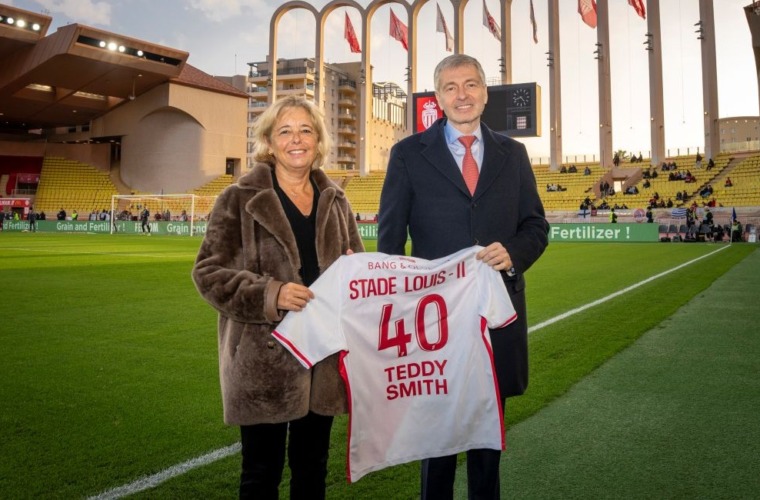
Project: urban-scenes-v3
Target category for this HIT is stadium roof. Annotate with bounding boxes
[0,4,243,139]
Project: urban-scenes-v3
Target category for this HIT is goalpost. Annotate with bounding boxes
[110,194,217,236]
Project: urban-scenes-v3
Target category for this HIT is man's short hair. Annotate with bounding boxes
[433,54,487,93]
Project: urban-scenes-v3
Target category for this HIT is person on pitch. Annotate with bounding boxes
[192,96,363,499]
[378,54,549,499]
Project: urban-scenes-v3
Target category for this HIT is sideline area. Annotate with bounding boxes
[478,248,760,498]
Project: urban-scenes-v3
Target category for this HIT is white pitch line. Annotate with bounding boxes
[528,244,729,333]
[89,245,730,498]
[87,443,241,500]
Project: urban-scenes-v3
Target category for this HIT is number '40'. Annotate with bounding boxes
[378,294,449,357]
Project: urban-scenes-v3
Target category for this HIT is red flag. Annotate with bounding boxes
[530,0,538,44]
[389,9,408,51]
[436,3,454,52]
[578,0,597,28]
[482,0,502,41]
[628,0,646,20]
[344,13,361,53]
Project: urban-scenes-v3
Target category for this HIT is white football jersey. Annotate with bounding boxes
[272,246,516,482]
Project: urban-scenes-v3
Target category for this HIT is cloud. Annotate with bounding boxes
[187,0,267,23]
[34,0,111,26]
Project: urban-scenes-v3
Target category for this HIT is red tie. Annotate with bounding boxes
[458,135,479,195]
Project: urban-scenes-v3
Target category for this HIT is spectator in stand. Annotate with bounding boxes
[559,165,567,173]
[646,207,654,223]
[643,179,651,189]
[57,208,66,220]
[179,210,189,222]
[613,153,620,167]
[695,152,702,168]
[164,209,171,221]
[38,211,46,220]
[706,158,715,171]
[666,198,674,208]
[192,95,364,499]
[568,165,577,173]
[725,177,733,188]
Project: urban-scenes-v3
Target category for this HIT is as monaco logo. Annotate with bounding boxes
[421,100,439,130]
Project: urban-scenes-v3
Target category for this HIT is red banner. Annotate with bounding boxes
[0,198,31,207]
[16,173,40,183]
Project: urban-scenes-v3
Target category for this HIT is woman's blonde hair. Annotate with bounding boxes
[251,96,331,170]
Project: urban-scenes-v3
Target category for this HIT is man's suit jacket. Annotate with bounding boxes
[378,118,549,397]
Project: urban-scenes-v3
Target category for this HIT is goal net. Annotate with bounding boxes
[110,194,217,236]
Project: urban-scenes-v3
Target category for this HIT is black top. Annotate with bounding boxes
[272,172,320,287]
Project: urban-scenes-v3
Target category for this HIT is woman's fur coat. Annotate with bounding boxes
[192,163,364,425]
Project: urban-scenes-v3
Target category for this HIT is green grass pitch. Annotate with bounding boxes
[0,233,755,498]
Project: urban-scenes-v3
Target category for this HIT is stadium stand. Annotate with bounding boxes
[191,175,234,197]
[342,171,386,216]
[533,163,604,211]
[709,154,760,207]
[34,157,118,215]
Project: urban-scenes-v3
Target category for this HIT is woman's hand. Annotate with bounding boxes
[277,282,315,311]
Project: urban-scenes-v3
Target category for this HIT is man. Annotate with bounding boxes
[140,207,151,234]
[378,54,549,500]
[28,207,37,232]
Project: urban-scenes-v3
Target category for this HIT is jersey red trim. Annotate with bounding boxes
[271,330,313,368]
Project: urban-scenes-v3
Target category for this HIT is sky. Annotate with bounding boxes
[7,0,759,161]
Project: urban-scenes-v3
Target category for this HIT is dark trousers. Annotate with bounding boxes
[239,411,334,500]
[420,448,502,500]
[420,397,507,500]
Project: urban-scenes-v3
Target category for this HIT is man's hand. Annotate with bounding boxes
[277,283,315,312]
[476,242,514,273]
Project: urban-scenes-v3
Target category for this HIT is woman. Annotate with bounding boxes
[192,95,364,499]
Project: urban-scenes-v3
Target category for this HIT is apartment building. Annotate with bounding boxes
[241,57,407,172]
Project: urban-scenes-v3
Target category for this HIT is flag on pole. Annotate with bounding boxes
[483,0,502,42]
[530,0,538,44]
[389,9,408,51]
[578,0,597,28]
[732,207,737,223]
[344,13,361,53]
[436,3,454,52]
[628,0,646,20]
